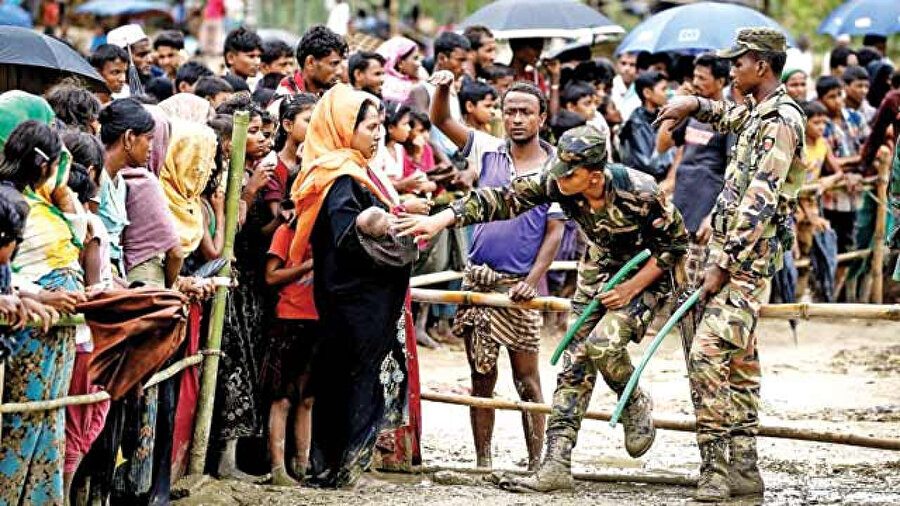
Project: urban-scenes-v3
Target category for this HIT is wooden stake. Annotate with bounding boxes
[188,111,250,475]
[871,157,889,303]
[421,392,900,451]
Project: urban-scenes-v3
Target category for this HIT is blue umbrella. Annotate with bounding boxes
[616,2,793,55]
[818,0,900,37]
[75,0,172,19]
[458,0,624,41]
[0,2,32,28]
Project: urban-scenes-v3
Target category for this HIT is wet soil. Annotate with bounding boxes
[174,318,900,505]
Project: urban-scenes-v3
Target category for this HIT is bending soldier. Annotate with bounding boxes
[395,123,688,492]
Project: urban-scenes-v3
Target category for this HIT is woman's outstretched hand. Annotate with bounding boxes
[392,209,456,243]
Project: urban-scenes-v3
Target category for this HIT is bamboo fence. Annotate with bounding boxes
[409,288,900,320]
[421,391,900,451]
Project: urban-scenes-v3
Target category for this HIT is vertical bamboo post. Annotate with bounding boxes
[188,111,250,475]
[872,157,890,304]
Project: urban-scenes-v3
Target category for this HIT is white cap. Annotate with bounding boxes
[108,24,148,48]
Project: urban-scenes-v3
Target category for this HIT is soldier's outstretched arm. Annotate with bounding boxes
[709,119,798,274]
[448,172,554,226]
[694,97,751,134]
[654,96,749,135]
[394,172,554,241]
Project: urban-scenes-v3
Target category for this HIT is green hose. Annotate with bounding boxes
[608,289,701,427]
[549,249,651,366]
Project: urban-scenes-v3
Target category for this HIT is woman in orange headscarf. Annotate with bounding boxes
[289,84,418,488]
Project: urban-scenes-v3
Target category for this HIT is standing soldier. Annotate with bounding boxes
[654,28,806,501]
[395,124,688,492]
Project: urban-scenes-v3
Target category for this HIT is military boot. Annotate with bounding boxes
[498,436,575,493]
[729,436,765,496]
[619,387,656,457]
[696,439,730,502]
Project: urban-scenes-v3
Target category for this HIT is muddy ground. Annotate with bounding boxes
[174,317,900,505]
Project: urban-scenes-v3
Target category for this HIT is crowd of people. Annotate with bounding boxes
[0,13,898,506]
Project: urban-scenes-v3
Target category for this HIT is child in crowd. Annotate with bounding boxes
[89,44,129,104]
[459,80,497,133]
[796,100,842,300]
[265,93,318,207]
[195,76,234,109]
[153,30,185,80]
[403,111,437,179]
[223,26,263,84]
[384,100,435,196]
[261,39,297,78]
[263,212,317,486]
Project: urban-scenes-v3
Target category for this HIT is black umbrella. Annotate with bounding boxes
[0,26,107,94]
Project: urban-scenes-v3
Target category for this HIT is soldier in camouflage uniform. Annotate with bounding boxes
[395,124,688,492]
[655,28,806,501]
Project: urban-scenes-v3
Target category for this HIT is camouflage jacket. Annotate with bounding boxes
[695,85,806,279]
[450,164,688,278]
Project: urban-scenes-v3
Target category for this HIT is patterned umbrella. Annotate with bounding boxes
[818,0,900,37]
[615,2,793,55]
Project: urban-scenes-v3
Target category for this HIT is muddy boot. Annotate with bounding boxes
[729,436,764,496]
[696,439,730,502]
[271,466,299,487]
[620,387,656,458]
[498,436,575,493]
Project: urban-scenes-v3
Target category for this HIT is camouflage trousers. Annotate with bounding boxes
[688,273,766,445]
[546,272,663,447]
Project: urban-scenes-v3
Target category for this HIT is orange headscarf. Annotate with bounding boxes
[289,83,391,263]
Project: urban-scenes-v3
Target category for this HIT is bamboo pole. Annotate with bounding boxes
[416,465,698,487]
[188,111,250,475]
[794,249,871,269]
[0,354,204,414]
[421,391,900,451]
[871,159,889,303]
[411,288,572,311]
[410,251,871,287]
[409,288,900,320]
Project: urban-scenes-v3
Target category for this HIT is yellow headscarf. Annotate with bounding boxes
[289,83,391,263]
[159,120,217,253]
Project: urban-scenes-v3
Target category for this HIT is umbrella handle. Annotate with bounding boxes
[549,249,651,366]
[608,290,701,428]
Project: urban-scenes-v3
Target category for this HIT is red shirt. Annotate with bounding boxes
[262,156,291,203]
[269,225,317,320]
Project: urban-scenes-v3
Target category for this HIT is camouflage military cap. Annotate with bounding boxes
[549,124,608,178]
[717,27,787,59]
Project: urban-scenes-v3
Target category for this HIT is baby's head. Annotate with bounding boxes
[357,206,392,238]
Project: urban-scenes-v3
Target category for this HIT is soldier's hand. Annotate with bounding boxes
[652,96,699,130]
[700,265,730,302]
[697,216,713,245]
[509,280,539,302]
[599,281,639,310]
[393,209,456,243]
